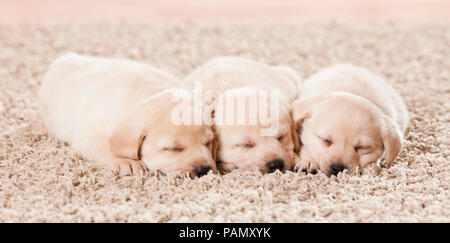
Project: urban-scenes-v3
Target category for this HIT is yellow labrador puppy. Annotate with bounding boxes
[184,57,301,174]
[292,64,409,176]
[39,53,216,178]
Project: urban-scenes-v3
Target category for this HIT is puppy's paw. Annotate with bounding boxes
[361,163,381,176]
[287,153,301,171]
[295,159,320,175]
[112,159,149,176]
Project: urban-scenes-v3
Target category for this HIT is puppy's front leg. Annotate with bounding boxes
[72,133,148,176]
[295,146,320,175]
[111,158,148,176]
[290,152,301,171]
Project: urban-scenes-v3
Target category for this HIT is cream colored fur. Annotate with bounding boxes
[184,57,302,173]
[292,64,409,176]
[39,53,216,177]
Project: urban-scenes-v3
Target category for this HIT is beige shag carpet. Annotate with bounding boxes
[0,22,449,222]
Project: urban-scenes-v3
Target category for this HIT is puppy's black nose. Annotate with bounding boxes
[194,165,211,178]
[329,162,346,176]
[266,159,284,173]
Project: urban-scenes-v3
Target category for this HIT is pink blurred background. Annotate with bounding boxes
[0,0,449,22]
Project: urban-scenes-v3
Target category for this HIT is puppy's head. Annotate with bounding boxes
[212,88,300,174]
[109,90,217,178]
[292,92,402,176]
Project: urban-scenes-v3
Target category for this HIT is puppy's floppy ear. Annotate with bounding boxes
[211,136,220,164]
[109,118,146,160]
[380,116,403,168]
[290,117,300,153]
[291,96,325,132]
[210,125,219,161]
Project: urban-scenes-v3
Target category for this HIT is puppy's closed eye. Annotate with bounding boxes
[318,136,332,146]
[162,146,184,153]
[276,134,287,141]
[234,142,255,149]
[354,145,370,152]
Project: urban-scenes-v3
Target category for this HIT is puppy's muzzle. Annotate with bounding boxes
[328,162,347,176]
[194,165,211,178]
[266,159,284,173]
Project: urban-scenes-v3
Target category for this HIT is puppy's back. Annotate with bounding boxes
[185,57,300,102]
[39,53,181,142]
[301,64,409,132]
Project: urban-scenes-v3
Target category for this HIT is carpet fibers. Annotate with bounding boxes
[0,22,448,222]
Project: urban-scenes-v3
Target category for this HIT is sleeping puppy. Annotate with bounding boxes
[39,53,216,178]
[184,57,301,174]
[292,64,409,176]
